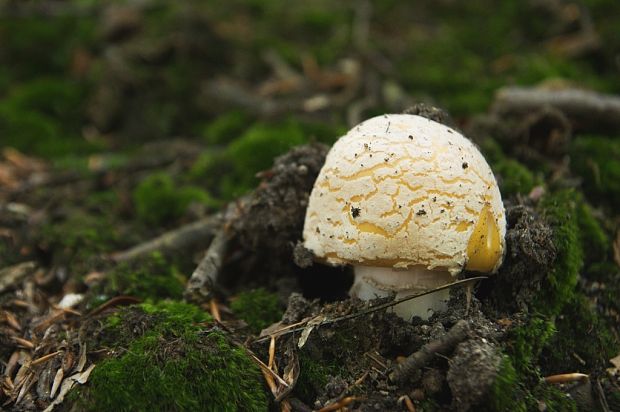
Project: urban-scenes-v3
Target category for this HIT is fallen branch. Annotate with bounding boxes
[110,215,221,263]
[184,228,231,302]
[492,87,620,134]
[389,319,470,383]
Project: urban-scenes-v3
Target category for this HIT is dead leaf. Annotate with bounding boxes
[610,354,620,369]
[297,315,325,349]
[43,364,95,412]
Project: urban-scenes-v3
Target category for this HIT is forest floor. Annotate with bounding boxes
[1,1,620,411]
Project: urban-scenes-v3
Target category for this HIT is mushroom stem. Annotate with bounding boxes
[350,266,453,321]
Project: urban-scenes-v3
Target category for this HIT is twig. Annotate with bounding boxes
[255,277,486,344]
[184,228,231,302]
[389,319,470,383]
[0,262,37,294]
[493,87,620,134]
[111,215,221,263]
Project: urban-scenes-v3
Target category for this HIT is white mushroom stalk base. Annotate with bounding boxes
[350,266,454,321]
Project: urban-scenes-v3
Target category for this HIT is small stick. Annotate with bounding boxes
[493,87,620,133]
[184,228,231,302]
[543,372,589,384]
[389,320,469,383]
[111,215,221,263]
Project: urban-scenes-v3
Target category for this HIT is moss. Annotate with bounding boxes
[537,189,584,315]
[230,288,283,334]
[294,351,343,405]
[133,172,216,225]
[98,252,186,304]
[483,357,578,412]
[0,15,95,81]
[509,317,557,376]
[201,111,252,146]
[570,135,620,208]
[40,209,120,264]
[576,200,609,263]
[190,120,309,200]
[484,357,527,412]
[73,301,268,412]
[479,139,538,197]
[543,294,618,374]
[225,120,307,190]
[494,158,537,197]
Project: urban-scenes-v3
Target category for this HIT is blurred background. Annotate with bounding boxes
[1,0,619,267]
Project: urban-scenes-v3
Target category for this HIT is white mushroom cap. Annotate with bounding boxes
[303,114,506,276]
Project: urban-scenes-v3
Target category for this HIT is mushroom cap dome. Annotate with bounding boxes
[303,114,506,275]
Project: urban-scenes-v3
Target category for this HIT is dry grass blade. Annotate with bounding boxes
[33,311,67,333]
[317,396,358,412]
[543,372,589,384]
[84,295,141,318]
[268,336,276,369]
[31,351,62,367]
[12,337,35,349]
[2,310,21,331]
[50,368,63,399]
[398,395,416,412]
[209,299,221,322]
[255,277,486,344]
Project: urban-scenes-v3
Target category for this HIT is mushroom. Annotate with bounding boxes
[303,114,506,320]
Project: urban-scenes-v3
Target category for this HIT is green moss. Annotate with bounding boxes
[0,15,95,81]
[40,209,120,263]
[576,200,609,263]
[570,135,620,207]
[230,288,283,334]
[483,357,577,412]
[225,120,306,189]
[543,295,618,373]
[510,317,556,376]
[133,172,216,225]
[202,111,251,146]
[479,139,538,197]
[295,351,343,404]
[538,189,584,315]
[494,158,537,197]
[530,384,577,412]
[73,301,268,412]
[99,252,186,303]
[190,120,309,200]
[484,357,526,412]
